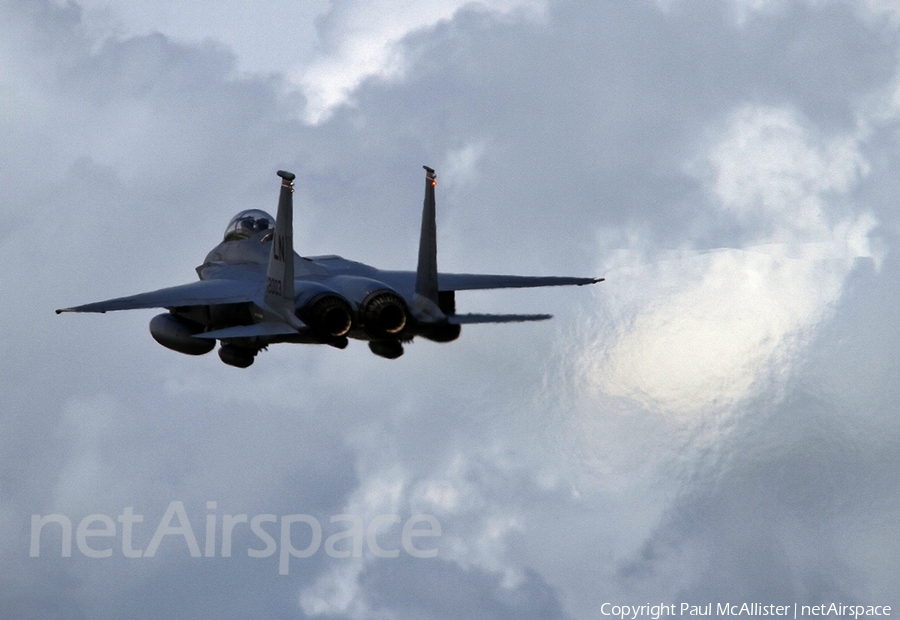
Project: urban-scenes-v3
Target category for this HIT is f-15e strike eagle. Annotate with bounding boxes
[57,167,602,367]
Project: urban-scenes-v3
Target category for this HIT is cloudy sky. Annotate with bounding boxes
[2,0,900,617]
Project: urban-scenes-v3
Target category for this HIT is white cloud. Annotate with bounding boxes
[299,449,547,617]
[442,140,488,186]
[585,106,877,421]
[710,107,867,228]
[293,0,546,124]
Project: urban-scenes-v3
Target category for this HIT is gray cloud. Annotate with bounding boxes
[2,0,899,618]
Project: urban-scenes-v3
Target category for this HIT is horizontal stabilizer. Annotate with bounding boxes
[195,322,302,340]
[56,279,260,314]
[448,313,552,324]
[438,274,602,291]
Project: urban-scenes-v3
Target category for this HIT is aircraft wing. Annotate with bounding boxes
[437,273,602,291]
[55,279,261,314]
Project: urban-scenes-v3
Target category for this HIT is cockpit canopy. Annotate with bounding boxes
[224,209,275,242]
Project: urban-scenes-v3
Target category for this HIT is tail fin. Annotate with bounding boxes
[265,170,296,316]
[415,166,440,304]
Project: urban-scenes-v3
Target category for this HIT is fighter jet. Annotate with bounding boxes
[57,167,602,367]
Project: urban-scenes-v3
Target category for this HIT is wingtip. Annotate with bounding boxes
[56,306,106,314]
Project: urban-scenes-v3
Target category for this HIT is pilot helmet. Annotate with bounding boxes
[223,209,275,242]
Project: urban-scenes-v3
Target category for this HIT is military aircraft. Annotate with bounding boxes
[57,167,603,367]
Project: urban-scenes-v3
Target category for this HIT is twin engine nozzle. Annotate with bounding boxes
[297,288,408,340]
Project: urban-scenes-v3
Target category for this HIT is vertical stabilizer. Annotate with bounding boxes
[265,171,296,316]
[415,166,440,304]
